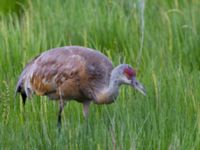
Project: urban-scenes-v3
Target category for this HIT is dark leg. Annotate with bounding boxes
[57,105,64,129]
[57,96,65,131]
[21,93,27,106]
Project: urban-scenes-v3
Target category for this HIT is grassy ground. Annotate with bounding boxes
[0,0,200,149]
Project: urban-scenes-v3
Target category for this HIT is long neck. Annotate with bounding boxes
[95,73,120,104]
[107,79,120,99]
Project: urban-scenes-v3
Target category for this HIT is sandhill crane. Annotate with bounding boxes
[16,46,146,127]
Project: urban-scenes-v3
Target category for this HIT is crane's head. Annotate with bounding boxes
[112,64,146,96]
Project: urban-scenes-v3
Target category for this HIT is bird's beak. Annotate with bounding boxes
[131,77,146,96]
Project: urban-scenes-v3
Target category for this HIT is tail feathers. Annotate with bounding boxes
[15,57,37,105]
[15,77,27,105]
[15,77,22,96]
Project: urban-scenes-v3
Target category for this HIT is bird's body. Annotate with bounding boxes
[17,46,113,103]
[16,46,146,127]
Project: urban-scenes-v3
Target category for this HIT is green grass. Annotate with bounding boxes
[0,0,26,15]
[0,0,200,149]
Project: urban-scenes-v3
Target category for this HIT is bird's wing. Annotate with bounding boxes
[28,53,86,98]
